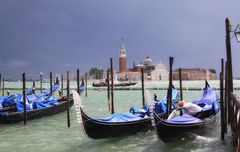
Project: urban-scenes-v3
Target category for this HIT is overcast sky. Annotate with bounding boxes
[1,0,240,80]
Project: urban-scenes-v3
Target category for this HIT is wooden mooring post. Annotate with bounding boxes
[67,71,71,127]
[220,58,225,140]
[50,72,53,96]
[2,76,4,96]
[61,75,64,96]
[225,18,233,93]
[141,68,145,106]
[166,56,174,117]
[110,58,114,114]
[85,73,88,97]
[225,18,234,128]
[22,73,27,125]
[77,69,80,95]
[224,61,228,130]
[40,72,43,93]
[107,69,110,112]
[179,68,183,101]
[229,94,240,151]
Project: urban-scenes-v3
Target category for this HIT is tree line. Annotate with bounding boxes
[89,67,104,79]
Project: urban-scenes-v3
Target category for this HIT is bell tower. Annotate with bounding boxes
[119,38,126,73]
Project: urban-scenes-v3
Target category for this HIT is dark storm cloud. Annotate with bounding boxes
[1,0,240,80]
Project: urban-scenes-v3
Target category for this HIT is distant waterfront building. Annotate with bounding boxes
[102,39,217,81]
[172,68,217,80]
[129,57,169,81]
[150,63,169,80]
[117,71,141,81]
[116,38,169,81]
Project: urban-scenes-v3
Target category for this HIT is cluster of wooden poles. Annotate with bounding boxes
[105,58,146,114]
[104,57,184,116]
[61,70,88,128]
[222,18,240,151]
[162,50,233,148]
[106,58,148,114]
[0,70,88,126]
[0,56,184,128]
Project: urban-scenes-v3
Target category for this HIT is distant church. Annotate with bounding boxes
[116,38,169,81]
[102,38,216,81]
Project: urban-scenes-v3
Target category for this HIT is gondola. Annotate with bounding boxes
[72,88,179,139]
[153,81,220,143]
[0,78,73,124]
[0,78,60,112]
[0,97,73,124]
[0,80,36,103]
[0,80,36,112]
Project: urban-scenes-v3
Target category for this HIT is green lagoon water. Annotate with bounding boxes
[0,80,237,152]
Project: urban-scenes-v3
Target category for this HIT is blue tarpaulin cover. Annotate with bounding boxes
[80,85,85,92]
[0,80,60,112]
[167,85,219,123]
[2,94,20,107]
[192,86,219,114]
[34,81,59,98]
[0,96,8,108]
[167,114,203,123]
[192,86,217,105]
[95,112,141,122]
[25,87,35,95]
[16,103,33,111]
[130,104,150,117]
[80,79,85,92]
[33,98,58,109]
[154,88,179,114]
[129,87,180,117]
[2,93,58,112]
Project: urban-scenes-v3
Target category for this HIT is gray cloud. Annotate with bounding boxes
[0,0,240,80]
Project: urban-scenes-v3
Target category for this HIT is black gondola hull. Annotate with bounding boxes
[0,99,73,124]
[81,108,154,139]
[154,112,219,143]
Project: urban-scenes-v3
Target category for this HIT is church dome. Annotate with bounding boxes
[144,56,152,66]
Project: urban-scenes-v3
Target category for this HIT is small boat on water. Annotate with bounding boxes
[72,87,179,139]
[92,74,137,87]
[92,80,137,87]
[0,78,73,124]
[0,80,36,111]
[154,81,220,143]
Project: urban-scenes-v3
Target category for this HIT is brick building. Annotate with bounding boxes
[172,68,217,80]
